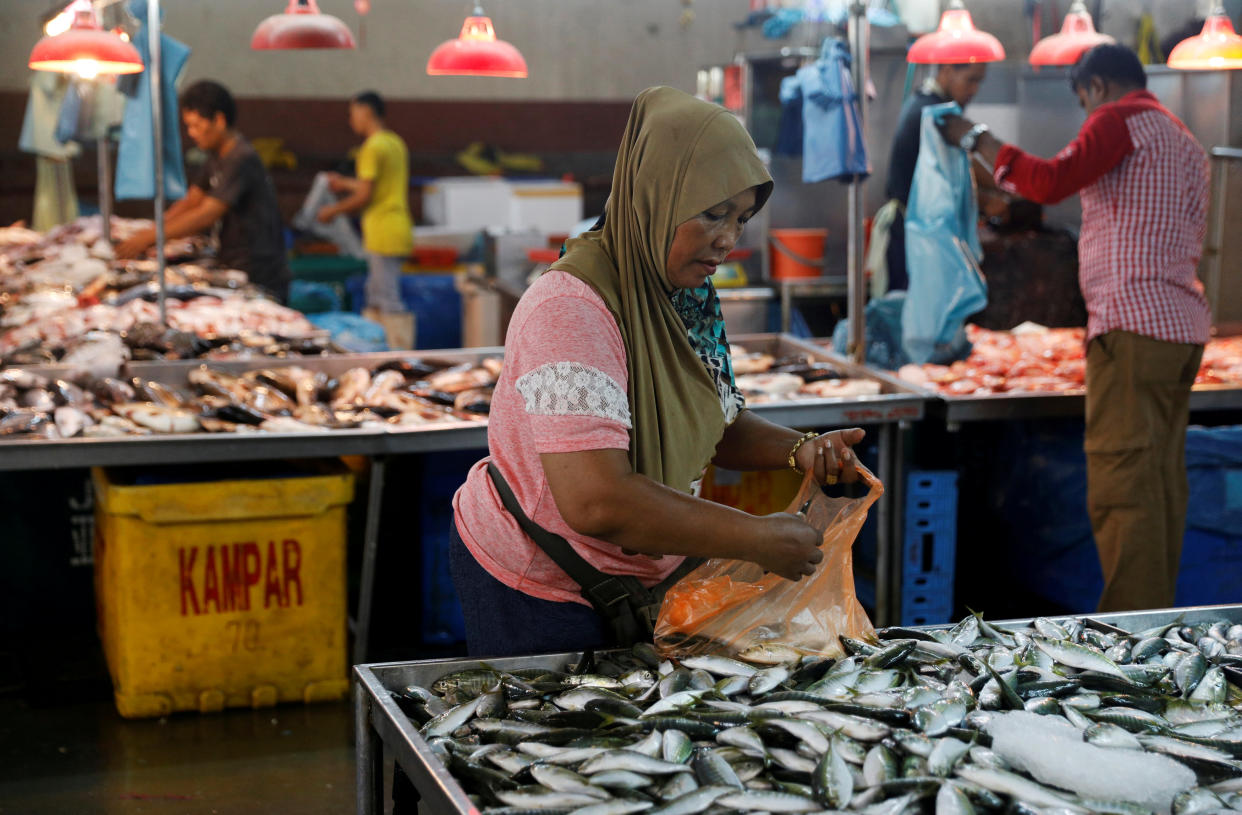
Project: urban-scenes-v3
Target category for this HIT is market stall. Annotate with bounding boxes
[0,333,929,664]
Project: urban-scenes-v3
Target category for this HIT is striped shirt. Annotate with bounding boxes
[994,90,1211,345]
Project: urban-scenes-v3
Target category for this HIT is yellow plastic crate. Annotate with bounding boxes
[701,466,804,516]
[92,462,354,719]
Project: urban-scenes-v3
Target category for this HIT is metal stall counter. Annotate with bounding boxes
[354,602,1242,815]
[0,335,927,661]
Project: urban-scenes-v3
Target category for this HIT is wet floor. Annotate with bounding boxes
[0,695,362,815]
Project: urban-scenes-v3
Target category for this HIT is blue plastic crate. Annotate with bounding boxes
[903,512,956,581]
[346,273,463,349]
[906,470,958,513]
[416,450,483,645]
[901,572,954,625]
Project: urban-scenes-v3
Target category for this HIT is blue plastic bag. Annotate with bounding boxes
[288,280,343,315]
[901,101,987,364]
[780,40,869,184]
[308,312,388,353]
[833,291,971,369]
[116,0,190,201]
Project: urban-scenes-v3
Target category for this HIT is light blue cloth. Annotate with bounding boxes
[778,40,869,184]
[901,101,987,365]
[20,72,78,159]
[805,0,901,27]
[116,0,190,201]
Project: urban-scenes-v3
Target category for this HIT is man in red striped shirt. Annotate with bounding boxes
[941,44,1211,613]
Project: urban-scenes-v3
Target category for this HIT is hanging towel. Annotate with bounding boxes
[116,0,190,201]
[900,101,987,365]
[21,72,80,160]
[780,40,869,184]
[54,79,123,145]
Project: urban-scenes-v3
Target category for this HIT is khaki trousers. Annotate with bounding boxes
[1085,331,1203,612]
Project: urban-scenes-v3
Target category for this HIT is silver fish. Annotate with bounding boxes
[715,790,820,813]
[579,751,695,776]
[495,788,602,809]
[679,656,757,678]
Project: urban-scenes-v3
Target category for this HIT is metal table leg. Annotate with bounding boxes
[354,455,387,666]
[355,681,384,815]
[875,424,893,627]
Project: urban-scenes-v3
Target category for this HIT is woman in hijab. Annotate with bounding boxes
[451,87,865,656]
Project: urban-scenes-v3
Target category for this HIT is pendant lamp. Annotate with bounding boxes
[427,4,527,78]
[29,0,144,78]
[252,0,356,50]
[1168,5,1242,70]
[1029,0,1114,66]
[907,0,1005,65]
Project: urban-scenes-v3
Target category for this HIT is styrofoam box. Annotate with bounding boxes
[508,181,583,233]
[422,178,512,230]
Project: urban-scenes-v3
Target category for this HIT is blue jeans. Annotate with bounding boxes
[365,253,407,312]
[448,520,610,657]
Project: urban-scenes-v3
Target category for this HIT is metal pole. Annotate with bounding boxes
[846,1,869,365]
[353,455,387,666]
[97,135,112,244]
[148,0,167,326]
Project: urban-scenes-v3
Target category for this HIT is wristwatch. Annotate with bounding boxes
[959,123,990,153]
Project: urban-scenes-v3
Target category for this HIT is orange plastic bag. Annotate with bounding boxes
[654,463,882,659]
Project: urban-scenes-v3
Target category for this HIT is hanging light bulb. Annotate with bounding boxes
[252,0,357,50]
[1168,5,1242,70]
[907,0,1006,65]
[427,4,528,78]
[1029,0,1114,66]
[29,0,144,77]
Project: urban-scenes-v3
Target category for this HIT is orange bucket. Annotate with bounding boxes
[769,228,826,279]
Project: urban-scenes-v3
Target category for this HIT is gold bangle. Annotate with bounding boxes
[787,431,820,474]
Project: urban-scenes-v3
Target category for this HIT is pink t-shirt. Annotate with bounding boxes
[452,271,686,606]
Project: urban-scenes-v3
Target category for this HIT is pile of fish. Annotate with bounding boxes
[731,347,882,402]
[0,356,499,439]
[895,325,1242,397]
[0,217,325,366]
[393,613,1242,815]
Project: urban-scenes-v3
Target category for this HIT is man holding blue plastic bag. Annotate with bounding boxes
[940,45,1211,613]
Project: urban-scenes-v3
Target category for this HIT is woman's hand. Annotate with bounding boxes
[752,513,823,581]
[794,428,866,485]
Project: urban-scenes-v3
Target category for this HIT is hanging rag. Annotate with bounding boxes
[866,199,900,299]
[116,0,190,201]
[21,72,80,160]
[900,101,987,364]
[21,72,80,231]
[775,76,804,157]
[780,39,869,184]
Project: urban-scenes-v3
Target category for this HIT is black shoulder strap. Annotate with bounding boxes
[487,462,651,641]
[486,461,708,645]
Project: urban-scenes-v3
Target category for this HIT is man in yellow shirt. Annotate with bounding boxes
[318,91,415,348]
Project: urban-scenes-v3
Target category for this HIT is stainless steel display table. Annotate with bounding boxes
[353,603,1242,815]
[0,336,929,660]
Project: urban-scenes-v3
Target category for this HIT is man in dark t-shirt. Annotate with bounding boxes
[117,80,290,302]
[880,63,986,291]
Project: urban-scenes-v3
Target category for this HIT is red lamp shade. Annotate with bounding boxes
[252,0,356,50]
[1168,12,1242,70]
[28,5,143,77]
[1029,1,1114,66]
[426,15,527,78]
[907,3,1006,65]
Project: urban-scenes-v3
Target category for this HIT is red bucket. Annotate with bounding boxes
[769,228,825,279]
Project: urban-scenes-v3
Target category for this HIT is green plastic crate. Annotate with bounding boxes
[289,255,368,312]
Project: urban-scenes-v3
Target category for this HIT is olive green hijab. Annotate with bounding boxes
[550,86,773,493]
